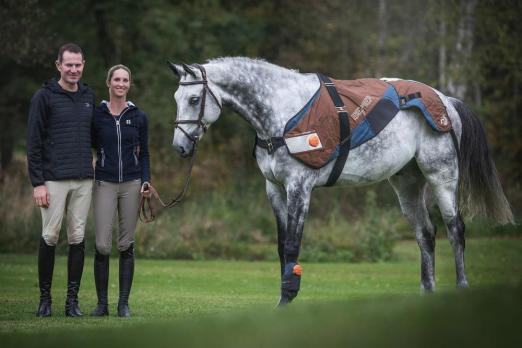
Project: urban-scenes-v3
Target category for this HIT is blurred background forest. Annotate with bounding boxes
[0,0,520,261]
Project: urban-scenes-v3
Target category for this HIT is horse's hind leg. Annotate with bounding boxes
[417,135,468,288]
[389,161,437,292]
[429,180,468,288]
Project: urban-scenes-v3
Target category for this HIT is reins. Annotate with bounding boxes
[138,143,198,222]
[139,64,221,223]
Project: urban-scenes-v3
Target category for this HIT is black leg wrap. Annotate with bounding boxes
[65,241,85,317]
[118,243,134,317]
[37,238,55,317]
[91,248,110,316]
[278,262,301,306]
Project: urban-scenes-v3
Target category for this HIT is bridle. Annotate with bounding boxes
[139,63,222,222]
[173,63,222,148]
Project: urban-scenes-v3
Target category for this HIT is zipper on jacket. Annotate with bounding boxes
[133,146,139,166]
[114,107,131,182]
[101,148,105,167]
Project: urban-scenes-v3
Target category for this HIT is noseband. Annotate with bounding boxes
[174,64,222,145]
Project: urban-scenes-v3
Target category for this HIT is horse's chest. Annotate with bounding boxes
[255,149,289,183]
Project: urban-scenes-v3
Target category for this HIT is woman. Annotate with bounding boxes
[91,64,151,317]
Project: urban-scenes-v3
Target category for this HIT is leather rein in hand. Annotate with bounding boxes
[139,64,222,223]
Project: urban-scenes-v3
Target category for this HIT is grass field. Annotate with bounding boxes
[1,238,521,347]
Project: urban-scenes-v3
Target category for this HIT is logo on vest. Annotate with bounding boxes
[351,96,373,121]
[126,119,132,125]
[84,103,90,108]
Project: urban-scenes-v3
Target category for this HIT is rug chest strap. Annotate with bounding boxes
[318,74,351,186]
[254,136,286,156]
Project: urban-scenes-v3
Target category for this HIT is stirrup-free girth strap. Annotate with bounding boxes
[318,74,351,186]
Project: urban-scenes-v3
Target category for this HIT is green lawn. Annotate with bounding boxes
[0,238,521,347]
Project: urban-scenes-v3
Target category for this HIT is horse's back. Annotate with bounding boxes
[317,108,452,186]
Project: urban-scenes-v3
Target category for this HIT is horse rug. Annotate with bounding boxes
[283,77,451,169]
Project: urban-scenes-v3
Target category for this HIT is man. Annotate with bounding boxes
[27,43,95,317]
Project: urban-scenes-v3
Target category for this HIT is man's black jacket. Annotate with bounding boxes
[27,79,95,187]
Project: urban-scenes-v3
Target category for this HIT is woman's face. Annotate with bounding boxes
[107,68,130,98]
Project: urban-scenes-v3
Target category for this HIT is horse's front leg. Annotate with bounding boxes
[266,180,288,279]
[278,179,314,306]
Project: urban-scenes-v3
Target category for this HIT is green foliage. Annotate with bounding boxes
[136,186,402,262]
[301,190,402,262]
[1,157,520,260]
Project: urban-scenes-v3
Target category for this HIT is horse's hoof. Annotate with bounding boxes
[276,289,298,308]
[420,282,435,294]
[457,280,469,289]
[276,296,292,308]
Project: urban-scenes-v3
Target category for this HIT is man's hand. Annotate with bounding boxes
[34,185,50,208]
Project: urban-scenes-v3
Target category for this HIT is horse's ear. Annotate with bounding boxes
[167,61,184,78]
[181,62,197,78]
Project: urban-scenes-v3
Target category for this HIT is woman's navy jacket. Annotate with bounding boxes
[92,101,150,184]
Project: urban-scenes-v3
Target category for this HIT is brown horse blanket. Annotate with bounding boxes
[283,77,451,169]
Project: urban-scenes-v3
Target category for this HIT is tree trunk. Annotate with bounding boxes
[446,0,477,100]
[438,14,447,92]
[93,3,117,67]
[375,0,387,77]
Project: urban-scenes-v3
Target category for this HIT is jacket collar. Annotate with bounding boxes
[44,78,89,94]
[98,100,137,115]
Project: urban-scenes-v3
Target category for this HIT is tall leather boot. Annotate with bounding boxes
[37,237,55,317]
[117,243,134,317]
[65,241,85,317]
[91,249,109,316]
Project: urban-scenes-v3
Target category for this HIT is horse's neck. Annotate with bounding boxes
[207,61,320,138]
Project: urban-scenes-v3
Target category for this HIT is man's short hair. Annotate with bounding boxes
[57,43,84,62]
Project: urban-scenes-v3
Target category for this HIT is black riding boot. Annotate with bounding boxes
[91,249,109,316]
[117,244,134,317]
[65,241,85,317]
[37,238,55,317]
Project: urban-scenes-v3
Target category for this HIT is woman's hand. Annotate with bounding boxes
[140,182,152,198]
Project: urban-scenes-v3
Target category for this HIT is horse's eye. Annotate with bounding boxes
[189,96,200,105]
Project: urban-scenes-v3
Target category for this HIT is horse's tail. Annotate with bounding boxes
[450,97,514,225]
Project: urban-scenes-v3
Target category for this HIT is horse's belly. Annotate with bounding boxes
[331,110,420,185]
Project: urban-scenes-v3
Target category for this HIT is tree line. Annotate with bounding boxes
[1,0,520,199]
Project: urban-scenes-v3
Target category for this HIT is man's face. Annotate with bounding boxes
[56,51,84,85]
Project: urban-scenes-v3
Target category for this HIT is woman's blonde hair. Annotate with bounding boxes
[106,64,132,83]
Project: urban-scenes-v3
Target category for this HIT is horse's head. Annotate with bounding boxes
[168,61,222,157]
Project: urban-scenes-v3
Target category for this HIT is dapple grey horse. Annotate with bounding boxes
[168,57,513,306]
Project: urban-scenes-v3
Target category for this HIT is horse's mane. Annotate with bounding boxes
[207,56,301,75]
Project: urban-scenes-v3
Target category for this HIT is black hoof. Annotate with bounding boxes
[276,290,298,307]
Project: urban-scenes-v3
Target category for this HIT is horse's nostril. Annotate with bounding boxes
[179,146,185,155]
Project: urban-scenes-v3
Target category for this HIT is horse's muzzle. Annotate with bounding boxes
[177,144,194,158]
